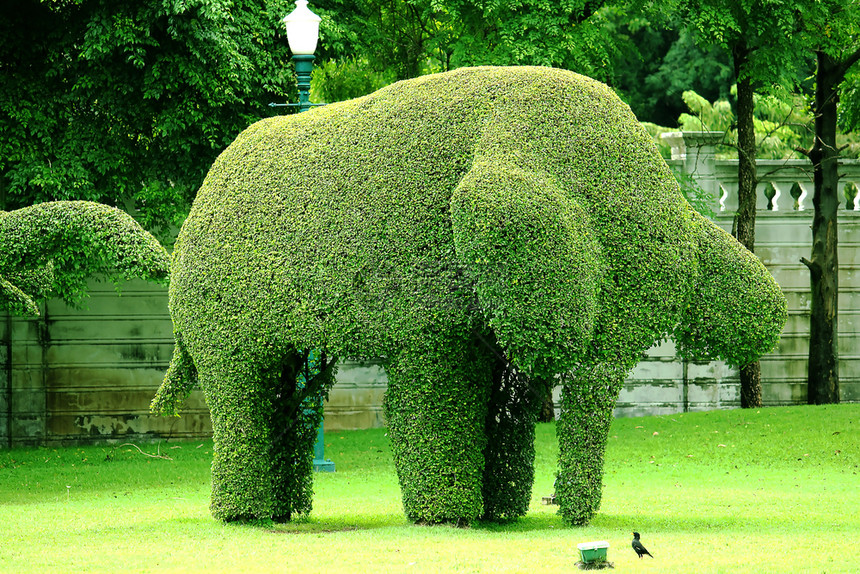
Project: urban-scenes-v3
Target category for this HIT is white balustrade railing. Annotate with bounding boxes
[661,131,860,214]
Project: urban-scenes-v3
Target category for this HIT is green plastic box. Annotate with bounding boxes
[577,540,610,563]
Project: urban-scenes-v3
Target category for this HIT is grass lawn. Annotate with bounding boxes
[1,404,858,573]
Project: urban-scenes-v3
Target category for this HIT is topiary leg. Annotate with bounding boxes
[202,361,278,522]
[269,350,337,522]
[555,364,625,526]
[384,335,494,525]
[481,358,550,521]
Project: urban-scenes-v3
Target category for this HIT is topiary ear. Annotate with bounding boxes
[674,214,787,367]
[450,160,601,376]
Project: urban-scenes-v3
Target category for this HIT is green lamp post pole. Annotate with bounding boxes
[271,1,325,114]
[292,54,315,113]
[281,0,334,472]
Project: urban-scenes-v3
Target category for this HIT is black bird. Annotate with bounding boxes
[632,532,653,558]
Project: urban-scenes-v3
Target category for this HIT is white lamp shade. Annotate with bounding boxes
[282,0,321,55]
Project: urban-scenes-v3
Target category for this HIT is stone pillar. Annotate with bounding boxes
[661,131,725,214]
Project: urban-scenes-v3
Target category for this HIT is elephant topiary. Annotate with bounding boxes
[152,66,787,525]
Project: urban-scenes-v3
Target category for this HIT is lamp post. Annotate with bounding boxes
[279,0,334,473]
[270,0,324,113]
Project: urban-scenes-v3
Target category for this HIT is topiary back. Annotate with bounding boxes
[0,201,169,316]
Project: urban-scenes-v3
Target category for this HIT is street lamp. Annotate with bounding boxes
[282,0,321,112]
[279,1,334,473]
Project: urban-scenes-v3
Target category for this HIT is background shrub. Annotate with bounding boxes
[0,201,169,315]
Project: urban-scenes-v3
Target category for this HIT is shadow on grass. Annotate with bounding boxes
[474,512,564,533]
[218,505,778,536]
[249,513,410,535]
[234,509,564,535]
[472,506,854,536]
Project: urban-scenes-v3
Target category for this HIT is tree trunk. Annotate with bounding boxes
[804,50,843,405]
[538,394,555,422]
[733,43,762,408]
[739,362,761,408]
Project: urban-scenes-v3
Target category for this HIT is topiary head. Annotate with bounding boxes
[673,214,787,367]
[451,160,603,378]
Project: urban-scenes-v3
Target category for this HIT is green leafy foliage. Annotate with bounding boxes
[156,66,786,526]
[676,88,816,159]
[0,275,40,317]
[151,334,199,416]
[601,8,736,126]
[674,219,788,366]
[269,351,337,522]
[312,1,614,81]
[0,0,297,236]
[310,57,391,103]
[676,0,805,72]
[839,67,860,136]
[678,90,734,133]
[0,201,169,316]
[638,123,717,217]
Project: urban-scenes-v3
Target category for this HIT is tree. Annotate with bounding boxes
[0,0,297,236]
[654,88,813,160]
[310,57,390,103]
[310,1,615,94]
[799,0,860,405]
[605,10,735,126]
[670,0,804,407]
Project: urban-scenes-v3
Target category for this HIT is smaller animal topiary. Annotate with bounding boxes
[0,201,170,316]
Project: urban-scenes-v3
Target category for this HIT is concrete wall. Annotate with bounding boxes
[0,278,389,445]
[2,281,210,447]
[3,135,859,446]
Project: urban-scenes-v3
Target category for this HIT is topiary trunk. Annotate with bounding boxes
[481,356,550,521]
[555,365,625,526]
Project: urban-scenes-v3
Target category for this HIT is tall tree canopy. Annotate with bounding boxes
[309,0,617,99]
[0,0,297,236]
[603,8,735,126]
[310,1,755,129]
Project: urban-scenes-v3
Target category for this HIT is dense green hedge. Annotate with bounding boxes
[384,332,494,523]
[155,66,786,525]
[0,201,169,316]
[674,220,788,367]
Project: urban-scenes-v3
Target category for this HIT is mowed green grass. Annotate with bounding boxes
[1,404,857,573]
